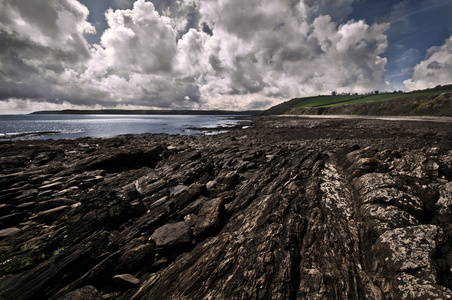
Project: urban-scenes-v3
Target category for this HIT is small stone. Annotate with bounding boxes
[113,274,140,288]
[184,214,197,227]
[206,181,217,191]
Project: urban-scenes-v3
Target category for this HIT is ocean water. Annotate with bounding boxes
[0,114,247,140]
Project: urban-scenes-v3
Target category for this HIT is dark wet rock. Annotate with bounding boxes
[0,203,14,215]
[38,181,64,191]
[35,198,78,211]
[57,285,103,300]
[0,212,30,228]
[1,117,452,299]
[83,145,164,172]
[13,189,39,204]
[193,198,223,237]
[34,206,71,223]
[0,227,20,238]
[150,221,191,252]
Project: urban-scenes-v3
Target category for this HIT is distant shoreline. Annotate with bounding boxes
[30,109,261,116]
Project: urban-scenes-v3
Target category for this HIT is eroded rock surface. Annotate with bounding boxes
[0,116,451,299]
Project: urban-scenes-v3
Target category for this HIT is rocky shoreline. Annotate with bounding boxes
[1,116,452,299]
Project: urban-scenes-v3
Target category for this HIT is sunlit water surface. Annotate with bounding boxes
[0,114,247,140]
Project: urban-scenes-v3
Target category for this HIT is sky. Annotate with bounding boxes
[0,0,451,113]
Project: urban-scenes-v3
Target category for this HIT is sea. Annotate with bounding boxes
[0,114,249,140]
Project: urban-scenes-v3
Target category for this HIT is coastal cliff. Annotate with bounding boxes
[1,116,452,299]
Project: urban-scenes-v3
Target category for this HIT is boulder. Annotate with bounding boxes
[150,222,191,252]
[193,198,223,237]
[373,225,438,272]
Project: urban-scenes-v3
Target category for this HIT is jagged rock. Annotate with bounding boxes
[370,225,452,299]
[0,204,14,215]
[352,173,396,194]
[361,204,419,234]
[150,221,191,252]
[373,225,439,272]
[1,117,452,300]
[0,227,21,238]
[193,198,223,237]
[113,274,140,288]
[34,206,71,223]
[35,198,78,211]
[437,182,452,215]
[57,285,103,300]
[13,189,39,204]
[361,187,424,218]
[38,181,63,191]
[0,212,30,227]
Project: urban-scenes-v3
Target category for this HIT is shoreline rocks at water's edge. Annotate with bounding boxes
[0,116,451,299]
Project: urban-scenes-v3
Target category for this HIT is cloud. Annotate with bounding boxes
[95,0,177,74]
[191,0,390,105]
[0,0,97,104]
[0,0,94,58]
[404,36,452,90]
[0,0,392,112]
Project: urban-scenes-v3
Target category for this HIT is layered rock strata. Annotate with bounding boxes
[0,116,451,299]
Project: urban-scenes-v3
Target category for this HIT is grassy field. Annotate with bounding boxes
[292,89,452,109]
[261,84,452,116]
[293,95,362,108]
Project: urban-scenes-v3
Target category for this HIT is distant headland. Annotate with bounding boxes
[30,109,261,116]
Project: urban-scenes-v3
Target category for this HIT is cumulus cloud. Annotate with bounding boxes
[191,0,390,106]
[404,36,452,90]
[94,0,177,74]
[1,0,393,112]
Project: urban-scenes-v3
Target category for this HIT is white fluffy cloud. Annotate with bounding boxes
[188,0,390,107]
[0,0,393,112]
[404,36,452,90]
[96,0,176,74]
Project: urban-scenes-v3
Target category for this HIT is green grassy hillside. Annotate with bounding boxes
[263,84,452,116]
